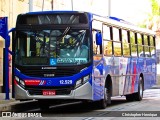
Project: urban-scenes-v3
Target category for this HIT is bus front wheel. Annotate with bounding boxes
[38,100,50,111]
[98,87,110,109]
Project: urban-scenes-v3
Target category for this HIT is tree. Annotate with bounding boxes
[150,0,159,16]
[144,0,160,30]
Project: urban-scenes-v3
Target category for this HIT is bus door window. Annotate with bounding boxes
[93,30,101,55]
[92,30,102,61]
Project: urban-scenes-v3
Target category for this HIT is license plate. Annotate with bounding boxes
[42,90,56,96]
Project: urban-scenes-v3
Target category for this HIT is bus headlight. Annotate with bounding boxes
[83,75,90,84]
[15,76,20,82]
[75,75,90,89]
[15,76,25,88]
[20,79,25,86]
[75,79,82,88]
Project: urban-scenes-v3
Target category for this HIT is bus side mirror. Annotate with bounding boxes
[96,32,102,45]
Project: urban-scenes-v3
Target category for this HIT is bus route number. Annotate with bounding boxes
[60,80,72,85]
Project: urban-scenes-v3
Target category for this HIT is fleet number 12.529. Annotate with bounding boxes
[60,80,72,84]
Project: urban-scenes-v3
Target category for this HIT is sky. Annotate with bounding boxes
[72,0,152,25]
[33,0,153,25]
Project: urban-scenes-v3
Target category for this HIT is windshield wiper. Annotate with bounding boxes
[62,27,70,36]
[56,27,71,57]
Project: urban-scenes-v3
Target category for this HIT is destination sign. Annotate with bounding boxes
[57,58,87,64]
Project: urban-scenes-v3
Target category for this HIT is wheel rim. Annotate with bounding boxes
[139,78,143,98]
[104,88,107,101]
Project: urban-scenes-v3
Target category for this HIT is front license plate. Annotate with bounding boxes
[42,90,56,96]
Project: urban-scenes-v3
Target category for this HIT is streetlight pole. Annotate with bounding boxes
[108,0,111,17]
[71,0,73,11]
[29,0,33,12]
[42,0,44,11]
[51,0,54,10]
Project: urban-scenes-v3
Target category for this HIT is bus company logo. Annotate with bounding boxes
[39,80,46,85]
[47,80,52,85]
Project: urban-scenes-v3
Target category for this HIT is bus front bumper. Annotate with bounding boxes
[14,82,92,100]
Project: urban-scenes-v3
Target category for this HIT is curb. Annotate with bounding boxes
[0,101,19,112]
[0,86,3,93]
[151,85,160,89]
[0,100,38,112]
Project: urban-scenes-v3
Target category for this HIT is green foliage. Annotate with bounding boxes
[150,0,160,16]
[138,23,147,28]
[138,0,159,28]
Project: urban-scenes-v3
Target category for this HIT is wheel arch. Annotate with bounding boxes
[105,74,112,96]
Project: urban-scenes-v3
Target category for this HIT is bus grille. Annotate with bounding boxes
[21,69,78,77]
[26,86,73,95]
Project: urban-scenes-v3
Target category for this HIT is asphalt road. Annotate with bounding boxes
[2,88,159,120]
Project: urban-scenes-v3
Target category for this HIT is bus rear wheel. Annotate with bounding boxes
[134,76,143,101]
[126,94,134,101]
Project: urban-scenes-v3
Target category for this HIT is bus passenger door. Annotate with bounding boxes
[92,31,105,100]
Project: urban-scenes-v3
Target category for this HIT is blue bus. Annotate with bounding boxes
[12,11,156,109]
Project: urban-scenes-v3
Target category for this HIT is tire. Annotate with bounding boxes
[134,77,143,101]
[126,94,134,101]
[98,87,109,109]
[107,87,111,104]
[38,100,50,111]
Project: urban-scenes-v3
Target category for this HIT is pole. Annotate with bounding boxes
[42,0,44,11]
[2,48,5,93]
[5,37,9,100]
[108,0,111,17]
[71,0,73,11]
[0,17,10,99]
[29,0,33,12]
[51,0,54,10]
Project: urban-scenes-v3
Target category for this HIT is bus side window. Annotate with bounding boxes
[113,27,121,56]
[103,25,112,56]
[137,33,143,57]
[122,29,130,56]
[144,35,150,57]
[150,36,156,58]
[104,41,112,56]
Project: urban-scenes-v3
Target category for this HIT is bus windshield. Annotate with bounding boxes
[15,29,91,66]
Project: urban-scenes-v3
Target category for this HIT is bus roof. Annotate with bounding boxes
[92,14,155,36]
[18,10,155,36]
[20,10,87,15]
